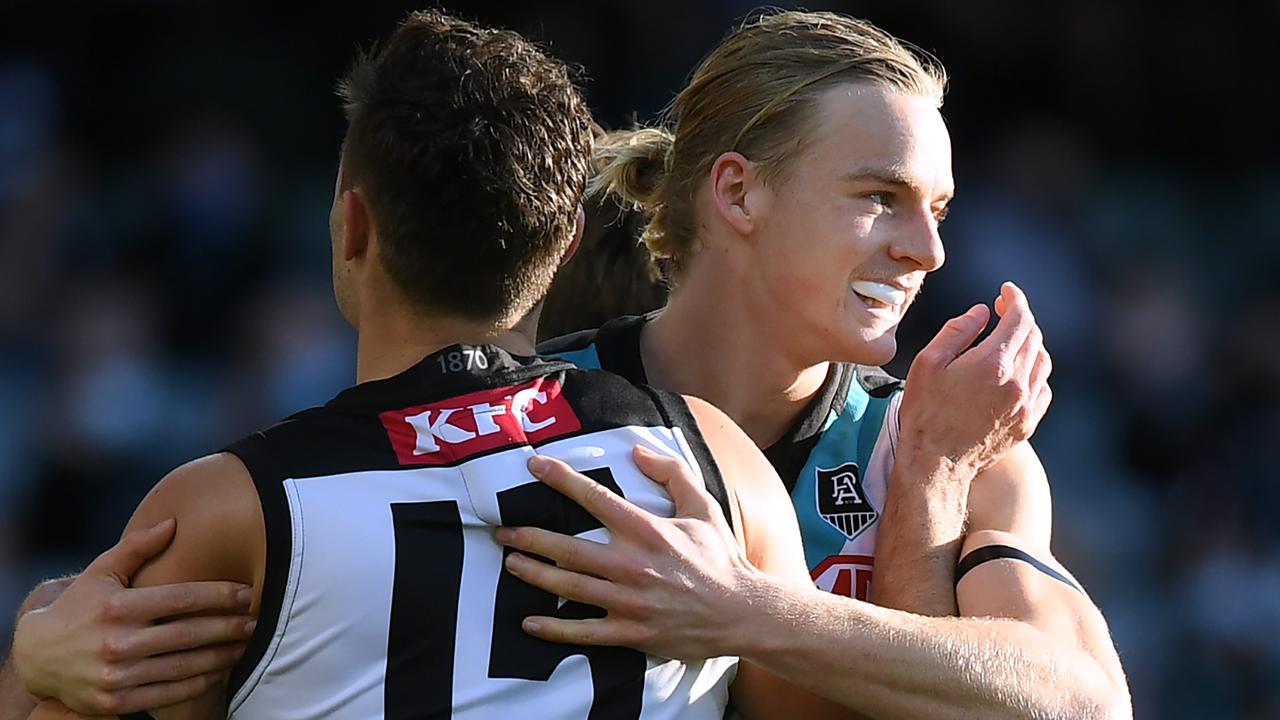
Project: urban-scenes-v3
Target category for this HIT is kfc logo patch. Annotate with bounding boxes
[380,378,580,465]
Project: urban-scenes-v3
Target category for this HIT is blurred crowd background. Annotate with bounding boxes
[2,1,1278,717]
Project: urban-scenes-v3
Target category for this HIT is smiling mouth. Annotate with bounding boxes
[851,280,908,309]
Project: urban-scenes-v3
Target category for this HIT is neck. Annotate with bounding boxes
[643,263,829,447]
[354,303,537,384]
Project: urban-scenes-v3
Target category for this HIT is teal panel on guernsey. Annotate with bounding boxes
[552,344,602,370]
[792,383,895,571]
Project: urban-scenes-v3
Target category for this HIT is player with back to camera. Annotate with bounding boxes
[3,10,856,720]
[521,10,1132,719]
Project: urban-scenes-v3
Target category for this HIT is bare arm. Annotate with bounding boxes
[683,398,861,720]
[500,398,857,720]
[872,282,1052,617]
[13,454,263,720]
[8,521,255,717]
[115,453,264,720]
[739,443,1128,719]
[501,443,1130,719]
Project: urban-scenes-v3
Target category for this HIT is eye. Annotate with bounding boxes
[933,204,951,224]
[865,191,893,209]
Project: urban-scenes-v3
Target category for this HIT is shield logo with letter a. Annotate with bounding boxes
[815,462,878,540]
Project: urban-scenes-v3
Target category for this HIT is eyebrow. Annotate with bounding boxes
[841,168,955,203]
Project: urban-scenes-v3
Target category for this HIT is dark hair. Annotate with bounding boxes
[337,10,593,325]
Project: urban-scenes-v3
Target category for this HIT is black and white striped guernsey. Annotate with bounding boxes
[222,344,738,719]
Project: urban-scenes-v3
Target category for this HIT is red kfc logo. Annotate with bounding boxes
[379,378,581,465]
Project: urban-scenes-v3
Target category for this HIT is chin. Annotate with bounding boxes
[841,326,898,367]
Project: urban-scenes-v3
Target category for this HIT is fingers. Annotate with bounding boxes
[520,616,638,648]
[632,446,720,523]
[86,519,177,585]
[1028,344,1052,392]
[1033,379,1053,420]
[27,700,83,720]
[917,303,990,367]
[1011,323,1043,386]
[977,283,1035,368]
[103,643,246,691]
[503,552,621,608]
[91,671,226,715]
[107,615,257,659]
[496,526,614,577]
[527,455,652,535]
[112,581,253,623]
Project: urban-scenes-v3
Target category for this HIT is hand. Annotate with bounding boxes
[25,700,93,720]
[12,519,257,715]
[900,282,1052,477]
[495,447,761,660]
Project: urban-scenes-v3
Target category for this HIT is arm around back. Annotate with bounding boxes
[683,396,864,720]
[75,453,264,720]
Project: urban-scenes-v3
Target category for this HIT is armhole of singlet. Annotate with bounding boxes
[593,315,650,384]
[639,387,737,538]
[223,431,294,706]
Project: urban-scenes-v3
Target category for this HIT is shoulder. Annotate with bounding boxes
[965,441,1054,551]
[135,454,257,522]
[680,396,762,477]
[126,452,263,589]
[681,396,810,585]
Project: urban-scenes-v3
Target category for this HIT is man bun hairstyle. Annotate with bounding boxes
[592,10,946,280]
[338,10,594,326]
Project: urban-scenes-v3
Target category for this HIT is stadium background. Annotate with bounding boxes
[1,1,1277,717]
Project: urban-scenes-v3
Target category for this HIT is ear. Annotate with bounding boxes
[559,205,586,267]
[708,151,762,237]
[341,188,372,262]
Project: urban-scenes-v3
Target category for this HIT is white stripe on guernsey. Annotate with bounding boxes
[886,390,903,460]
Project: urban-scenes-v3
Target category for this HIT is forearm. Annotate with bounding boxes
[740,574,1122,720]
[2,578,75,720]
[869,450,969,616]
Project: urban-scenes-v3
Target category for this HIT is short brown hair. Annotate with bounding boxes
[338,10,593,325]
[591,10,947,278]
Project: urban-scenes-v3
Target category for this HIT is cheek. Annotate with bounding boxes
[753,193,872,312]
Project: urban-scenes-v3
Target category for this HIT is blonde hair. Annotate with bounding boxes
[591,10,947,277]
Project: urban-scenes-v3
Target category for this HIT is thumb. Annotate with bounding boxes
[633,445,720,523]
[922,304,990,364]
[28,699,80,720]
[86,518,177,586]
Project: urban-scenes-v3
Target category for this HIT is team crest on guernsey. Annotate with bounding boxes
[815,462,878,540]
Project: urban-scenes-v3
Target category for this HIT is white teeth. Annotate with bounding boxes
[851,280,907,307]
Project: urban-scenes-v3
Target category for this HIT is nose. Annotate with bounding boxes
[888,210,945,272]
